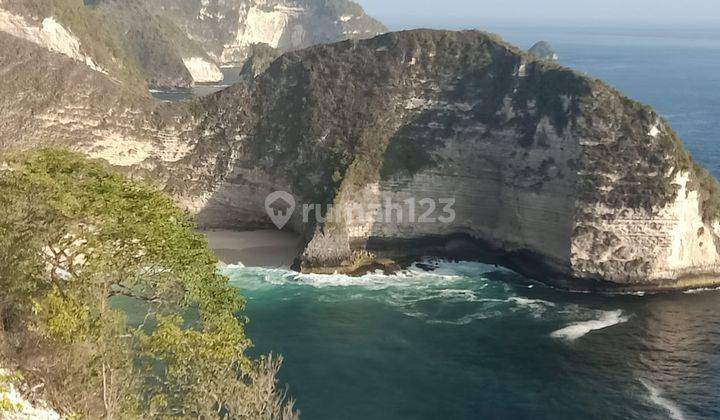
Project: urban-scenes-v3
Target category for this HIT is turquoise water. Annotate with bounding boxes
[224,261,720,419]
[219,24,720,419]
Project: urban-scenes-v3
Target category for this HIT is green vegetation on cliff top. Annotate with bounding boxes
[0,150,297,418]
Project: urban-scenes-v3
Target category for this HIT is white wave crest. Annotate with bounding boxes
[509,297,557,318]
[426,311,501,325]
[638,378,686,420]
[551,310,628,341]
[684,286,720,294]
[226,259,503,290]
[509,297,556,308]
[225,262,246,269]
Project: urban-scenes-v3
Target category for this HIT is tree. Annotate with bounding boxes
[0,149,298,419]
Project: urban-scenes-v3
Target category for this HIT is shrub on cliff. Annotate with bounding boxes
[0,149,298,419]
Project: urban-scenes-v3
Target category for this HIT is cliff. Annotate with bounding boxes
[183,30,720,291]
[0,18,193,164]
[1,27,719,291]
[238,42,284,80]
[0,0,147,88]
[139,0,388,65]
[88,0,387,88]
[91,0,195,89]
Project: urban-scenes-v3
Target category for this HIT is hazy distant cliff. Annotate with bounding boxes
[87,0,387,87]
[139,0,387,65]
[1,23,719,291]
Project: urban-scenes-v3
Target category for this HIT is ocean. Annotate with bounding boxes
[212,23,720,419]
[150,67,242,101]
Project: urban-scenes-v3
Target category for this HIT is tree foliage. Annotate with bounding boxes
[0,149,297,419]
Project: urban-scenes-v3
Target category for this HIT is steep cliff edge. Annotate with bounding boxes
[2,28,719,291]
[183,30,720,290]
[0,0,146,88]
[91,0,196,89]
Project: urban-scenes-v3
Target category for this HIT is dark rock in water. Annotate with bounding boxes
[238,43,284,80]
[3,25,720,292]
[529,41,559,61]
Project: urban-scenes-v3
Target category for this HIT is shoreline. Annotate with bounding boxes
[202,229,301,268]
[204,230,720,294]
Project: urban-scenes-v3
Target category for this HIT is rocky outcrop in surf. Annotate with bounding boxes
[529,41,558,61]
[2,27,720,291]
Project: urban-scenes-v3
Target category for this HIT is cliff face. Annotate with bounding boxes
[2,27,719,291]
[0,0,146,87]
[182,30,720,290]
[92,0,196,89]
[87,0,387,88]
[238,42,284,79]
[140,0,388,66]
[0,10,195,166]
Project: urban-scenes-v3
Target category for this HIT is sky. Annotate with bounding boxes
[356,0,720,28]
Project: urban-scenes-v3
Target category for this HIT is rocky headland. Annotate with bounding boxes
[1,11,719,292]
[529,41,559,61]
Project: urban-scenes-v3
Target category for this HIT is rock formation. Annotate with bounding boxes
[0,0,145,87]
[87,0,387,88]
[91,0,196,89]
[139,0,388,65]
[529,41,558,61]
[238,42,284,80]
[1,24,720,292]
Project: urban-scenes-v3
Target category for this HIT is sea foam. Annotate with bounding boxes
[551,310,628,341]
[638,379,686,420]
[226,258,503,290]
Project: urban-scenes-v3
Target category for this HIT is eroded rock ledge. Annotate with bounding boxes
[2,28,720,291]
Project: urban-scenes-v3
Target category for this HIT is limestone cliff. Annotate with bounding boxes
[2,28,720,291]
[91,0,195,89]
[0,0,146,88]
[139,0,387,66]
[0,28,194,164]
[181,30,720,290]
[87,0,386,88]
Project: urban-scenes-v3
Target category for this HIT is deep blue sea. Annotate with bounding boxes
[218,23,720,420]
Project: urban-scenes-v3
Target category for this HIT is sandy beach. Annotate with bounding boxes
[202,229,301,268]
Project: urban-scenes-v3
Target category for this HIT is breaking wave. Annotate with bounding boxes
[551,310,629,341]
[223,258,505,290]
[638,378,686,420]
[684,286,720,294]
[222,259,629,331]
